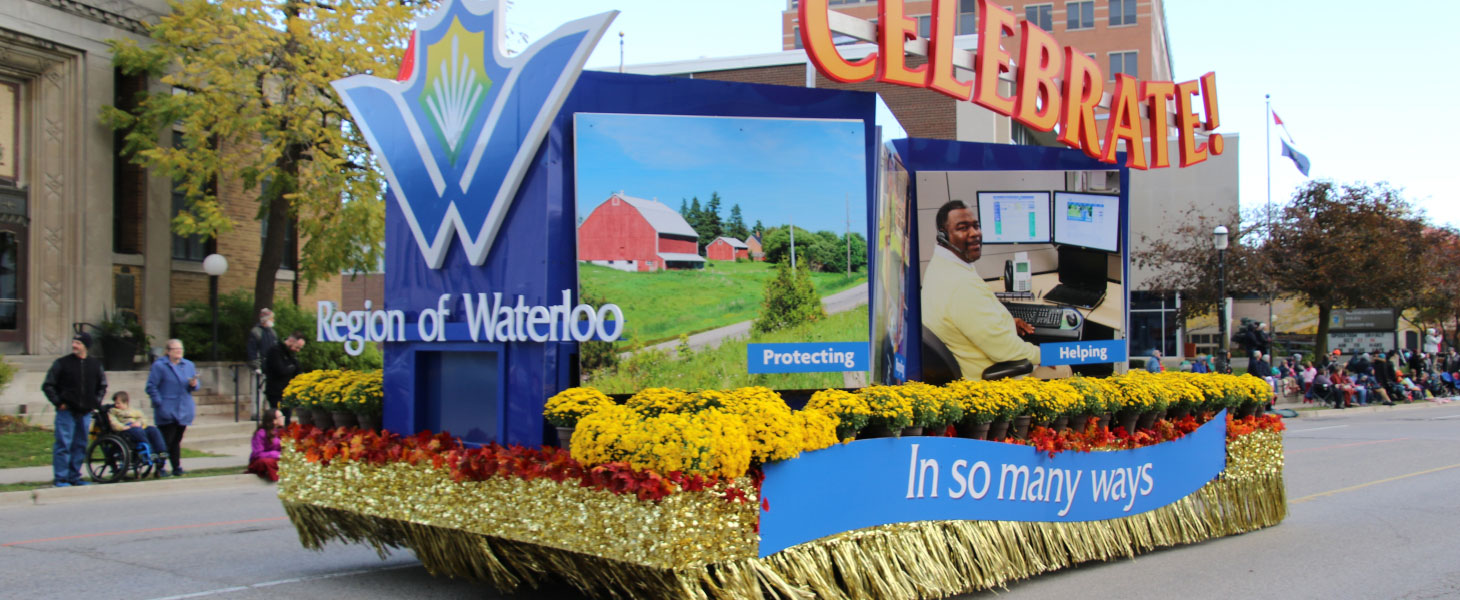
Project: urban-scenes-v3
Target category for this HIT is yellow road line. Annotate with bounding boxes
[1290,462,1460,505]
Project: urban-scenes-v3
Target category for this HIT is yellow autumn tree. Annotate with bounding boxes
[102,0,437,312]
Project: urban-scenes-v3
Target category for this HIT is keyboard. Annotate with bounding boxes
[1002,302,1083,341]
[1043,284,1105,309]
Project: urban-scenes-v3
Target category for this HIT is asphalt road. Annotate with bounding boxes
[3,402,1458,600]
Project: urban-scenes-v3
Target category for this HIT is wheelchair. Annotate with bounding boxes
[85,405,162,483]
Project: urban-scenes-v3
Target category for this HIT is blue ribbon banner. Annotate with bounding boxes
[1039,340,1128,366]
[748,342,869,374]
[758,410,1227,557]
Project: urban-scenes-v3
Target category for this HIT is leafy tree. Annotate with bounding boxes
[1404,226,1460,343]
[1132,206,1273,323]
[727,204,749,240]
[1266,181,1427,357]
[103,0,430,314]
[753,262,825,333]
[761,225,815,265]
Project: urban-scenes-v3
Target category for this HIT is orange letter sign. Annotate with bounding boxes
[799,0,877,83]
[973,0,1017,116]
[1013,20,1063,132]
[928,0,972,99]
[1057,47,1104,159]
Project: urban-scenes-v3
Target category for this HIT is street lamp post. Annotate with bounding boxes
[203,253,229,363]
[1213,226,1229,373]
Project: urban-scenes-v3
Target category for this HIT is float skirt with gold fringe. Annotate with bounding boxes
[279,430,1285,600]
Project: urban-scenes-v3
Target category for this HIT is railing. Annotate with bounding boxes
[230,363,262,423]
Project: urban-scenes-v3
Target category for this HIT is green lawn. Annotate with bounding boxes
[0,426,219,469]
[586,306,868,393]
[581,261,865,348]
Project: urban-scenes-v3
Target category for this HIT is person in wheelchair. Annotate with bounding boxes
[106,391,168,471]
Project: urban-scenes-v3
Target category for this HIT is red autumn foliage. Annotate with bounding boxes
[282,424,753,504]
[1020,412,1285,458]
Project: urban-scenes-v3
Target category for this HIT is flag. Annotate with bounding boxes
[1273,110,1295,142]
[1280,138,1310,177]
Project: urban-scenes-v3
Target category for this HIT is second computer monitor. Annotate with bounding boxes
[1053,191,1121,253]
[977,191,1052,244]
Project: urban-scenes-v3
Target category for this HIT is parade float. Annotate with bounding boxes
[277,0,1280,597]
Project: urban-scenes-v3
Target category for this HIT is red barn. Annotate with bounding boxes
[745,233,764,261]
[578,192,705,272]
[707,236,749,261]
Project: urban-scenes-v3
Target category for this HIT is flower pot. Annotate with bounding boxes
[1051,415,1070,432]
[1011,415,1032,440]
[1071,413,1094,432]
[857,425,898,439]
[1115,410,1140,434]
[1236,403,1256,418]
[901,426,924,437]
[293,409,313,428]
[331,411,360,430]
[1255,403,1267,417]
[955,421,990,440]
[987,419,1010,441]
[556,426,575,452]
[1136,410,1158,431]
[1097,412,1112,431]
[312,408,334,429]
[357,413,381,432]
[1166,406,1191,421]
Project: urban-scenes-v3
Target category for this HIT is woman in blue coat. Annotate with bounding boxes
[147,338,199,476]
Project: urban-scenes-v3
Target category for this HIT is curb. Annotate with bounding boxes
[1278,398,1456,420]
[0,474,271,508]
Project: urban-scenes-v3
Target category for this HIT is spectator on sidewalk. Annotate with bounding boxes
[147,339,199,477]
[1333,367,1367,407]
[41,332,106,487]
[246,308,278,374]
[246,408,284,482]
[107,391,168,469]
[1249,351,1271,383]
[263,332,306,425]
[1145,349,1164,373]
[1424,328,1442,358]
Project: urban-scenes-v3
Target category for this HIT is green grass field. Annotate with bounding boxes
[580,260,865,348]
[585,306,868,393]
[0,426,218,470]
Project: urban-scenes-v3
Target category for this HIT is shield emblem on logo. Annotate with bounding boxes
[333,0,615,268]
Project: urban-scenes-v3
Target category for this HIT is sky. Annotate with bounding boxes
[574,113,867,234]
[506,0,1460,229]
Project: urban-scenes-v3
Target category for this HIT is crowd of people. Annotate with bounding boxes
[1262,344,1460,409]
[41,308,302,487]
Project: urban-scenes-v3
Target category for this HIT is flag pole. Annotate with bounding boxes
[1265,94,1274,342]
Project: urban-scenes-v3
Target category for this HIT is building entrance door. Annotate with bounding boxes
[0,224,26,351]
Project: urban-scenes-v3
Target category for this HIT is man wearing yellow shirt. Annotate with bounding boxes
[922,200,1068,380]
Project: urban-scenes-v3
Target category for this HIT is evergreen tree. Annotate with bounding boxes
[727,204,749,240]
[753,261,826,334]
[703,192,724,241]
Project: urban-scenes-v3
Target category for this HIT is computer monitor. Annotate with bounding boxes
[1053,191,1121,252]
[976,191,1051,244]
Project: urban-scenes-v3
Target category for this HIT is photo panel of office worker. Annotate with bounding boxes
[914,169,1127,382]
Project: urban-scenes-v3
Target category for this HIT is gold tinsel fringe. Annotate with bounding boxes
[281,430,1285,599]
[283,472,1285,600]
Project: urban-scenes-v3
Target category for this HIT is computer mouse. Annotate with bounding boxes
[1064,311,1080,328]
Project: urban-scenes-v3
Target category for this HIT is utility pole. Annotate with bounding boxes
[618,31,624,73]
[845,193,851,276]
[789,215,796,270]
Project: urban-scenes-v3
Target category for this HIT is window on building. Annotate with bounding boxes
[1109,0,1136,25]
[917,15,931,38]
[793,26,802,49]
[1130,291,1181,359]
[1109,50,1138,79]
[959,0,977,34]
[258,178,298,271]
[170,132,209,262]
[1025,4,1053,31]
[1066,0,1094,30]
[113,70,146,254]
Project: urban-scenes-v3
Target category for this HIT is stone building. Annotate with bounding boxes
[0,0,341,361]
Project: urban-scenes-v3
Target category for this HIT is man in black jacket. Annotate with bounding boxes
[263,331,305,424]
[41,332,107,487]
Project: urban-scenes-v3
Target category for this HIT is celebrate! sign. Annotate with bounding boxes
[799,0,1221,170]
